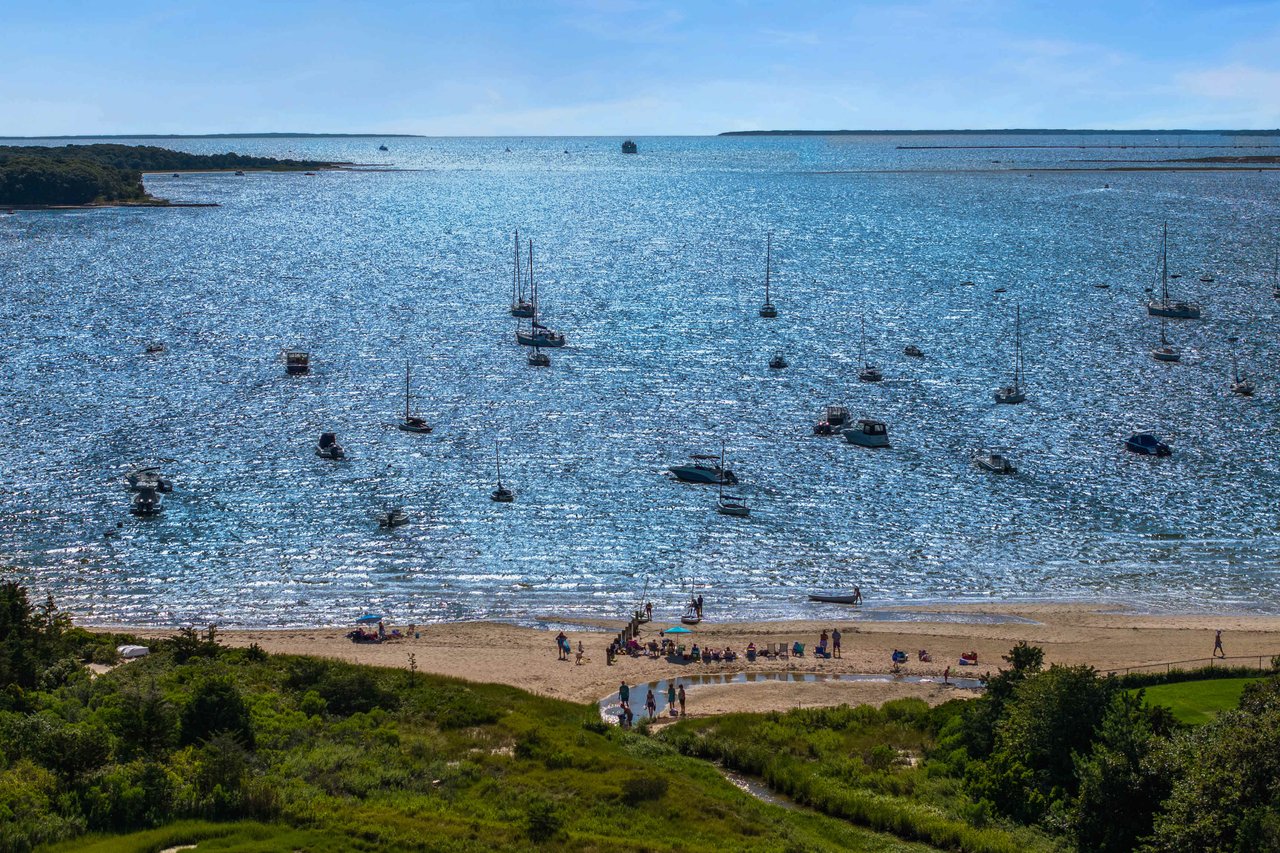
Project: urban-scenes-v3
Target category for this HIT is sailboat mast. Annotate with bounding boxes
[514,229,521,302]
[1161,222,1169,302]
[528,239,537,326]
[765,232,772,303]
[495,443,502,485]
[404,361,411,420]
[1014,305,1022,387]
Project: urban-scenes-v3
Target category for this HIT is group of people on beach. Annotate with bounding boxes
[617,679,685,726]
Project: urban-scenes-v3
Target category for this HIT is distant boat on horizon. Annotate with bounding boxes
[621,139,637,154]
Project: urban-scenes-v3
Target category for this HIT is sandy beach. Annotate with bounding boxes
[99,603,1280,716]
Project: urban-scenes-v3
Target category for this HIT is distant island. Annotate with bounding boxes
[719,128,1280,136]
[0,143,346,208]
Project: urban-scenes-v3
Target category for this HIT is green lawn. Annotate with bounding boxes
[1136,677,1260,725]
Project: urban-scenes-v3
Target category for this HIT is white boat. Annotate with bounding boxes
[130,485,165,516]
[768,350,787,369]
[1147,223,1202,319]
[715,444,749,517]
[759,232,778,318]
[993,304,1026,404]
[842,418,890,448]
[490,443,514,502]
[1230,341,1255,396]
[515,240,567,348]
[316,432,345,459]
[1151,319,1181,362]
[397,361,433,433]
[509,229,533,318]
[378,506,410,528]
[857,316,882,382]
[974,451,1016,474]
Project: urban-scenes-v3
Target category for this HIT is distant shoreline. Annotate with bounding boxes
[720,128,1280,137]
[0,132,424,140]
[4,200,218,211]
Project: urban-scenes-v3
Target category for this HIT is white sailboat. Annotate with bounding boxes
[1230,338,1255,396]
[857,316,882,382]
[490,443,514,502]
[397,361,432,433]
[1151,318,1181,362]
[1271,247,1279,300]
[1147,222,1201,319]
[510,228,533,318]
[515,240,567,348]
[993,305,1026,404]
[759,232,778,318]
[715,442,749,517]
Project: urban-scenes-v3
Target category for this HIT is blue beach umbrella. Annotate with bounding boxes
[355,614,384,624]
[664,625,692,634]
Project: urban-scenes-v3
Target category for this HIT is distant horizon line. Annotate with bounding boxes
[2,128,1279,140]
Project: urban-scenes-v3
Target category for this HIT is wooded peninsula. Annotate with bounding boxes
[0,144,343,207]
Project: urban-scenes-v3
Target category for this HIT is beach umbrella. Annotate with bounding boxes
[355,614,384,623]
[664,625,692,634]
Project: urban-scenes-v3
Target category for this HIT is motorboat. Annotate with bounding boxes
[669,453,737,485]
[621,139,638,154]
[813,405,851,436]
[130,486,164,517]
[234,170,245,176]
[284,350,310,375]
[1151,320,1180,362]
[378,144,389,151]
[993,305,1027,403]
[1125,433,1171,456]
[973,451,1016,474]
[491,443,514,502]
[808,593,862,605]
[759,232,778,318]
[1147,223,1202,319]
[514,240,567,347]
[509,229,534,318]
[842,418,890,448]
[144,341,166,354]
[1199,275,1214,283]
[768,350,787,369]
[527,347,550,367]
[397,362,433,433]
[378,506,409,528]
[904,344,923,358]
[316,432,345,460]
[126,466,172,493]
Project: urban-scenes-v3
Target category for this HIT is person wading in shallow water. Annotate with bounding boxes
[677,683,687,716]
[667,681,677,716]
[1213,629,1226,658]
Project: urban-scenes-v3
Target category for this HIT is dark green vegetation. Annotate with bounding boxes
[662,641,1280,853]
[0,144,337,206]
[0,579,932,852]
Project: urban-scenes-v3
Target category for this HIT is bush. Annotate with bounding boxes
[180,678,254,748]
[524,795,562,843]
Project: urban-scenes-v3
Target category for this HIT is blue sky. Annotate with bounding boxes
[3,0,1279,135]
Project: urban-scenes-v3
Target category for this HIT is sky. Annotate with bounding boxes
[3,0,1279,135]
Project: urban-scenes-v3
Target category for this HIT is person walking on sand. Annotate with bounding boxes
[1213,629,1226,658]
[667,681,678,716]
[575,640,584,665]
[555,631,568,661]
[645,689,657,719]
[943,665,951,685]
[832,628,842,659]
[677,683,687,716]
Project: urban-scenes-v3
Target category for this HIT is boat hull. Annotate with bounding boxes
[808,594,860,605]
[1147,301,1201,319]
[669,465,736,485]
[516,330,566,348]
[843,430,889,448]
[398,422,432,434]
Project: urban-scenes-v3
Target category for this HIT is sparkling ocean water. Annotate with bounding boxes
[2,133,1278,627]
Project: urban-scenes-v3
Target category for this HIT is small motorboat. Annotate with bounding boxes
[768,351,787,369]
[284,350,310,375]
[234,170,245,176]
[1125,433,1171,456]
[808,593,862,605]
[144,341,166,354]
[126,466,173,493]
[378,506,410,528]
[813,405,851,436]
[528,347,550,367]
[993,287,1008,293]
[960,280,975,286]
[130,486,164,517]
[843,418,890,448]
[1094,283,1111,289]
[669,451,737,485]
[903,344,923,358]
[305,171,316,176]
[974,451,1016,474]
[171,173,180,177]
[1199,275,1214,283]
[621,139,638,154]
[378,144,389,151]
[316,432,345,460]
[491,443,515,502]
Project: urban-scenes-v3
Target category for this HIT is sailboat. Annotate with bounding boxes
[527,345,550,367]
[1271,247,1279,300]
[515,240,567,348]
[1151,318,1181,362]
[397,361,432,433]
[993,305,1026,404]
[490,443,514,502]
[1230,338,1255,396]
[857,316,882,382]
[1147,223,1202,319]
[509,229,533,318]
[715,443,749,517]
[759,232,778,318]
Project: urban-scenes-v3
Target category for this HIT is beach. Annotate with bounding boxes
[101,603,1280,712]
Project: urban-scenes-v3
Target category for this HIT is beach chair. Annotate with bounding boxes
[793,641,805,657]
[778,643,788,660]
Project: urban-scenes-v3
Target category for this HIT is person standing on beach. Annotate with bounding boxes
[645,601,653,621]
[853,585,862,605]
[575,640,584,665]
[645,689,657,718]
[832,628,842,659]
[667,681,677,716]
[677,683,687,716]
[1213,629,1226,658]
[943,665,951,685]
[555,631,568,661]
[696,594,703,617]
[619,681,630,710]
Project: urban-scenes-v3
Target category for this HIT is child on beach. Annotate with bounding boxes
[667,682,677,716]
[575,640,584,665]
[645,689,657,718]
